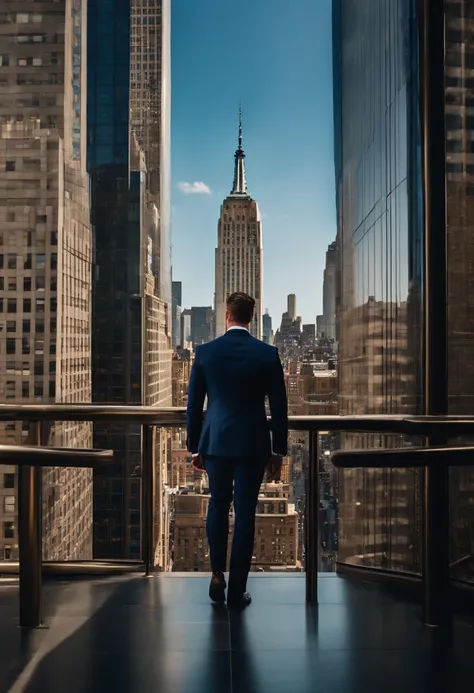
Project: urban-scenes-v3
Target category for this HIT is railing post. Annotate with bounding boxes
[306,429,319,603]
[141,424,155,576]
[418,0,450,628]
[19,421,42,628]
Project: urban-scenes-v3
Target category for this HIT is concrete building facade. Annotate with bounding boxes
[0,0,93,561]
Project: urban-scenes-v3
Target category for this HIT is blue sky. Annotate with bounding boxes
[171,0,336,325]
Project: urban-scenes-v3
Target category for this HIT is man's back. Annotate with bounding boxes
[186,329,288,458]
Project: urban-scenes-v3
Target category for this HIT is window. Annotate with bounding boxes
[23,298,31,312]
[36,215,47,224]
[0,54,9,66]
[6,339,15,355]
[49,381,55,398]
[4,497,14,514]
[7,254,16,269]
[7,299,16,313]
[6,321,15,333]
[4,522,14,539]
[16,14,29,23]
[4,474,14,489]
[8,280,16,291]
[36,275,45,290]
[22,382,29,398]
[34,361,43,376]
[5,161,15,172]
[36,254,46,269]
[22,319,30,333]
[23,277,31,291]
[6,381,15,399]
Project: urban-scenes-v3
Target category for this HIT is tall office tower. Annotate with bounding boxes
[190,306,214,347]
[88,0,172,562]
[322,242,337,341]
[287,294,296,321]
[333,0,423,575]
[172,281,182,347]
[262,309,273,344]
[181,308,192,349]
[332,0,474,576]
[0,1,93,561]
[215,110,263,339]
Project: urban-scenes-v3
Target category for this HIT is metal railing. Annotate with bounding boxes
[1,406,474,628]
[0,427,113,628]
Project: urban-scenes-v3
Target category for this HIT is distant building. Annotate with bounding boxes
[302,324,316,347]
[172,492,298,572]
[172,281,182,347]
[215,109,263,338]
[190,306,214,346]
[316,315,324,337]
[287,294,297,321]
[322,242,337,340]
[181,309,192,348]
[262,310,273,344]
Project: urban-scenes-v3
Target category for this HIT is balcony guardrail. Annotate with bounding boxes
[1,406,474,628]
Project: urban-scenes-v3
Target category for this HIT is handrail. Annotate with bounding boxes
[2,438,113,629]
[0,445,113,467]
[330,444,474,628]
[1,404,474,434]
[3,406,474,630]
[332,445,474,468]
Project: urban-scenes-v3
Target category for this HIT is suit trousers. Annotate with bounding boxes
[205,455,266,598]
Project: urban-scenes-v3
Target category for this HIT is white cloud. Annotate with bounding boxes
[178,181,211,195]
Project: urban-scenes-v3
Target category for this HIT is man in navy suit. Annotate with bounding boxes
[186,292,288,608]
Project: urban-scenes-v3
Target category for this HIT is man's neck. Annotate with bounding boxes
[227,323,249,331]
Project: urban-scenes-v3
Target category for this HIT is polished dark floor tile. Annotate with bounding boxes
[24,650,232,693]
[230,648,464,693]
[0,575,474,692]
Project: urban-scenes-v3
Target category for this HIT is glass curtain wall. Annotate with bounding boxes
[334,0,424,573]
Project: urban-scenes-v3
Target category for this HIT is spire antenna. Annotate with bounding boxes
[231,105,248,195]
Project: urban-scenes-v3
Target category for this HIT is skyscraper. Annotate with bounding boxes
[333,0,423,574]
[333,0,474,576]
[0,0,93,561]
[215,110,263,339]
[190,306,214,347]
[287,294,296,321]
[322,242,337,341]
[87,0,172,562]
[262,310,273,344]
[172,281,182,347]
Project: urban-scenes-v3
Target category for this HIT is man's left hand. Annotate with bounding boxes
[192,453,205,471]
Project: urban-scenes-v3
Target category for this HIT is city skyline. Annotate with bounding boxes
[171,0,336,323]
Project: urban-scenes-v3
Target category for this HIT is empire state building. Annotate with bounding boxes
[215,111,263,338]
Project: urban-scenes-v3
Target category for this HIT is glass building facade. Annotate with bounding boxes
[87,0,172,560]
[334,0,474,582]
[333,0,424,573]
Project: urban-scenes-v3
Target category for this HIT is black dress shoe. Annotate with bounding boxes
[209,572,226,603]
[227,592,252,609]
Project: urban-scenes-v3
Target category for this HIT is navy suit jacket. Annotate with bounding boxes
[186,329,288,459]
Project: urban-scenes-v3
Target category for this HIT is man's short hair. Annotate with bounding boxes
[226,292,255,324]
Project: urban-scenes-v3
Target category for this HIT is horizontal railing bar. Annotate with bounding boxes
[332,445,474,468]
[0,445,113,468]
[1,405,474,436]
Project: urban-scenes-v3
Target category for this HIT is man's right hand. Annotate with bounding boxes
[266,454,283,482]
[192,453,205,471]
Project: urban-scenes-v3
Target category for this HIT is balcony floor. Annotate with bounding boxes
[1,573,474,692]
